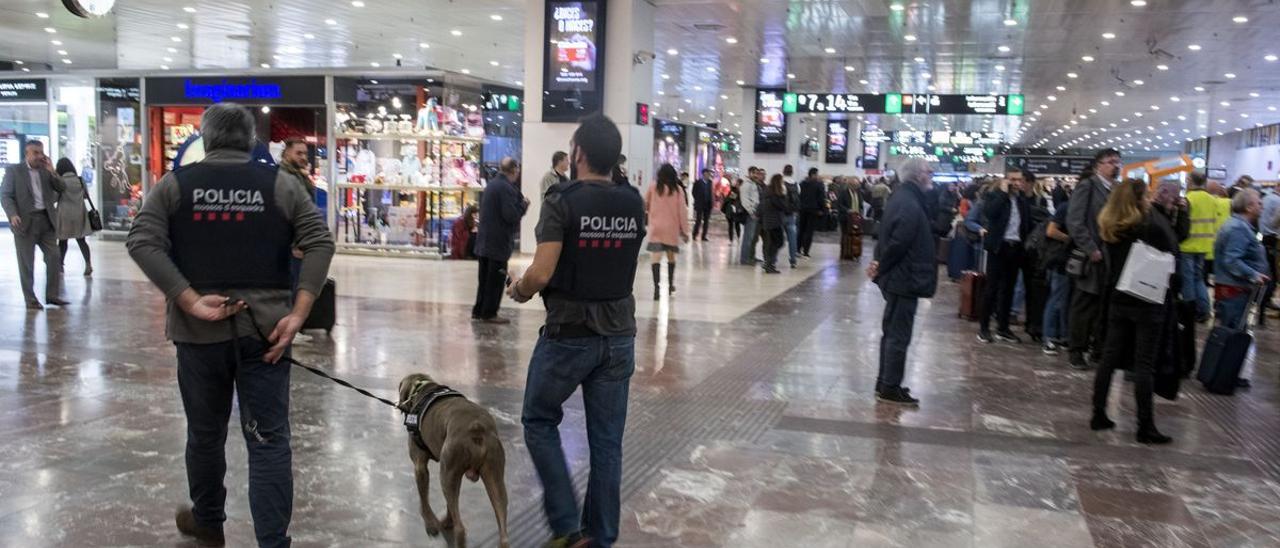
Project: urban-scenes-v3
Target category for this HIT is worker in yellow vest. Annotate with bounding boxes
[1179,173,1219,321]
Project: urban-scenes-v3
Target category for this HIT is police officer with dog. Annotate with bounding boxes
[506,114,646,548]
[127,103,334,548]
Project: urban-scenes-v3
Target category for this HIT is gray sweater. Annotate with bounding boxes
[127,149,335,344]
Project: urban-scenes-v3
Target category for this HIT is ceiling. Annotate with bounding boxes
[2,0,1279,157]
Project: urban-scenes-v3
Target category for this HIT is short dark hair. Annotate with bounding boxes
[808,167,819,177]
[783,165,794,176]
[283,138,307,150]
[1188,172,1207,188]
[1094,148,1121,162]
[701,169,711,176]
[1022,169,1036,183]
[571,115,623,176]
[552,150,568,166]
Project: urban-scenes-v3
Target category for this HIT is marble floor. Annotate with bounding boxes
[2,226,1280,547]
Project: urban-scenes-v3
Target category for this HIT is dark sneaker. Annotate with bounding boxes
[994,330,1022,344]
[1089,414,1116,431]
[977,330,994,344]
[544,531,591,548]
[175,506,225,546]
[876,386,920,407]
[1136,428,1173,445]
[1069,353,1091,370]
[1042,342,1061,355]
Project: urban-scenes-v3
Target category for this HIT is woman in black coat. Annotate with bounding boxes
[758,174,794,274]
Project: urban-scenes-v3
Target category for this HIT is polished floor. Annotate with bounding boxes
[3,226,1280,547]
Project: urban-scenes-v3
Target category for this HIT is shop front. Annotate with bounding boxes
[93,78,142,234]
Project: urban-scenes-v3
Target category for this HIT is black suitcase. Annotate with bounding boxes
[303,278,336,333]
[1197,325,1250,395]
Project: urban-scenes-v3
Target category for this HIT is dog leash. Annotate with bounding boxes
[227,301,402,410]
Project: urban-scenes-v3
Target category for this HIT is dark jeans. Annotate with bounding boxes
[762,226,785,269]
[738,217,760,265]
[1092,300,1162,429]
[1069,287,1109,357]
[783,214,799,264]
[522,335,636,548]
[979,242,1023,332]
[58,237,91,267]
[1180,254,1210,318]
[1263,235,1278,320]
[472,255,507,319]
[1215,290,1251,330]
[1022,258,1048,338]
[1043,271,1072,341]
[797,211,822,255]
[878,290,918,390]
[726,215,742,241]
[693,208,711,240]
[176,337,292,548]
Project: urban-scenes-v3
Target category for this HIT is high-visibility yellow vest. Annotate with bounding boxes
[1181,189,1221,256]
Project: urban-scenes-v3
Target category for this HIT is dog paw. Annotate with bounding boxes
[424,519,441,537]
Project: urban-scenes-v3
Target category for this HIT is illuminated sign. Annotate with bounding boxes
[183,79,283,102]
[825,120,849,164]
[1006,155,1093,175]
[635,102,650,126]
[0,79,46,102]
[146,76,325,105]
[783,91,1024,115]
[542,0,607,121]
[783,93,886,114]
[754,89,787,153]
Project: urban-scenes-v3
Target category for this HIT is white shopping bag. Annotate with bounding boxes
[1115,240,1175,304]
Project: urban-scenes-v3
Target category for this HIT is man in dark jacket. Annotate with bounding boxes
[868,159,936,406]
[473,157,528,323]
[797,167,826,256]
[691,169,714,241]
[1066,148,1120,369]
[977,169,1033,344]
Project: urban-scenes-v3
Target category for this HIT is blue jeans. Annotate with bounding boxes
[176,337,293,548]
[1215,291,1251,330]
[878,290,918,390]
[738,216,760,265]
[1043,271,1071,341]
[783,214,798,264]
[1181,254,1210,318]
[522,335,636,547]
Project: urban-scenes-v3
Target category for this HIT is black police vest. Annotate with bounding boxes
[545,181,647,301]
[168,161,294,290]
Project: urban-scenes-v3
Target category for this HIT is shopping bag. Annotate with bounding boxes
[1115,241,1174,304]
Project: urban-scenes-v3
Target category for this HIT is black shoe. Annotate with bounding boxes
[1136,428,1173,445]
[875,386,920,407]
[26,301,44,311]
[1090,414,1116,431]
[175,506,226,546]
[977,330,994,344]
[763,266,781,274]
[994,330,1022,344]
[46,298,70,307]
[1069,353,1092,370]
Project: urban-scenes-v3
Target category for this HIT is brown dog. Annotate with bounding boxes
[398,373,509,548]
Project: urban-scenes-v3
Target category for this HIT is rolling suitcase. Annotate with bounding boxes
[958,243,987,321]
[841,213,863,261]
[302,278,337,333]
[1197,290,1258,395]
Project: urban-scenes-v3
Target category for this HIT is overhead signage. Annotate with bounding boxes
[754,89,787,154]
[783,93,886,114]
[145,76,326,106]
[825,120,849,164]
[784,91,1025,115]
[1006,155,1093,175]
[861,128,890,143]
[890,143,996,164]
[892,130,1004,147]
[860,126,882,170]
[542,0,607,122]
[0,79,47,102]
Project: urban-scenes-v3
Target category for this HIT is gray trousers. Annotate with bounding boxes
[13,211,63,304]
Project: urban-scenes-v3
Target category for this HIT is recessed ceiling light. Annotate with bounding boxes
[50,39,62,45]
[260,63,271,68]
[657,90,665,95]
[451,29,462,36]
[352,0,365,6]
[488,60,500,66]
[1170,96,1180,102]
[177,23,189,29]
[170,36,182,42]
[36,11,49,18]
[1081,55,1095,62]
[1003,18,1017,26]
[760,57,769,64]
[1156,64,1169,71]
[460,68,471,74]
[859,79,870,85]
[1270,106,1278,111]
[304,33,315,39]
[825,47,837,54]
[57,49,67,55]
[706,66,715,72]
[1056,85,1066,91]
[163,56,173,62]
[370,61,380,67]
[1225,72,1236,78]
[1194,86,1205,92]
[1250,92,1261,98]
[921,72,931,79]
[693,85,702,91]
[844,65,855,72]
[183,6,196,12]
[1101,32,1116,39]
[1133,79,1144,85]
[1198,109,1207,113]
[1265,54,1280,62]
[1048,95,1058,101]
[61,58,71,64]
[997,45,1011,53]
[735,79,745,85]
[667,48,678,55]
[1233,15,1249,23]
[1115,91,1125,96]
[787,73,796,79]
[1187,44,1201,51]
[1101,100,1110,106]
[904,34,917,41]
[490,14,503,21]
[725,37,738,44]
[890,2,905,11]
[419,42,430,49]
[325,18,336,25]
[44,27,56,33]
[661,74,669,79]
[1150,105,1160,110]
[1066,72,1078,78]
[160,65,170,70]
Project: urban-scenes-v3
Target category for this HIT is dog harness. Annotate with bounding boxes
[402,382,465,460]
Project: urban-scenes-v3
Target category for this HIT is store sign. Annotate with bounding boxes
[62,0,116,17]
[542,0,607,121]
[783,92,887,114]
[754,89,787,153]
[1006,155,1093,175]
[825,120,849,164]
[98,83,140,102]
[0,79,46,102]
[635,102,650,126]
[483,92,522,112]
[145,76,325,106]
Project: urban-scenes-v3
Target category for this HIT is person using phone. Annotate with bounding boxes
[1,140,67,310]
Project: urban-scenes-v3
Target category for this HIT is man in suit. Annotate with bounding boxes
[691,169,713,241]
[1065,148,1120,369]
[2,140,66,310]
[977,169,1032,344]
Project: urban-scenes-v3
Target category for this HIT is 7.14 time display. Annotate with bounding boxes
[783,92,1024,116]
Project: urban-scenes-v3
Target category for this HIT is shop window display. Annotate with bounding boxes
[332,79,484,258]
[95,79,142,232]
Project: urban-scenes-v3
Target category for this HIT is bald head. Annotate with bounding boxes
[1155,182,1181,209]
[1207,181,1227,197]
[499,157,520,178]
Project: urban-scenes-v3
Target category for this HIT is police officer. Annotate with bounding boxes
[127,103,334,548]
[507,115,646,548]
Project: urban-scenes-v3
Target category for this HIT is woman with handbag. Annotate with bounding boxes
[1089,179,1180,445]
[54,158,97,277]
[722,178,745,243]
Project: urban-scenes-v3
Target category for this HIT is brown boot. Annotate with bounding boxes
[175,505,225,546]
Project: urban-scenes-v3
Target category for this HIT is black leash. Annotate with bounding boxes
[227,301,401,410]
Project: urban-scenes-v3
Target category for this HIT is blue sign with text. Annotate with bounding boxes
[183,79,283,103]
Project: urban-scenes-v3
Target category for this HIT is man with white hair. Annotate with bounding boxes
[866,158,937,406]
[1214,188,1270,333]
[127,102,335,547]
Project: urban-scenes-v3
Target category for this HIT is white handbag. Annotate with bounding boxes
[1115,240,1175,304]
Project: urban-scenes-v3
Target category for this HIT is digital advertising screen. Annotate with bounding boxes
[541,0,607,121]
[754,89,787,154]
[825,120,849,164]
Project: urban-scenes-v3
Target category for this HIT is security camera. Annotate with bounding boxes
[633,50,657,65]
